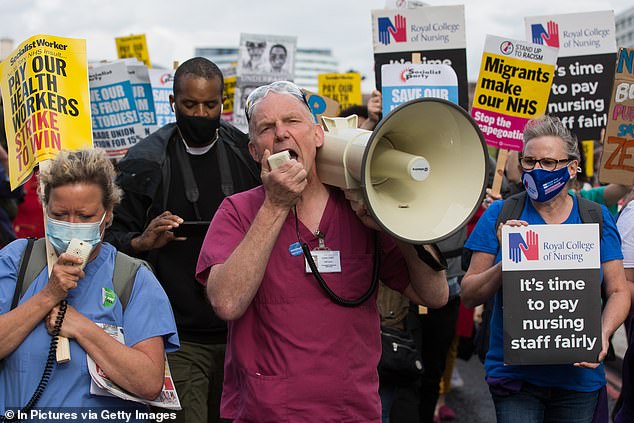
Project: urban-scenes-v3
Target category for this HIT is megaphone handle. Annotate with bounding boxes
[491,148,509,197]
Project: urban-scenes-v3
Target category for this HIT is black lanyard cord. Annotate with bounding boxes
[294,206,380,307]
[1,300,67,422]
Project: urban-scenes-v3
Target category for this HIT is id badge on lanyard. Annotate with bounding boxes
[304,230,341,273]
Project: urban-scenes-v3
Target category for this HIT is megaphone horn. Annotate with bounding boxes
[317,97,488,244]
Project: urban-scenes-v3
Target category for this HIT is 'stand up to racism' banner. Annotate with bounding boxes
[599,48,634,185]
[501,224,601,365]
[471,35,558,151]
[0,34,92,189]
[525,11,617,141]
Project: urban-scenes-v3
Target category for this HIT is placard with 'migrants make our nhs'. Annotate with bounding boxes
[501,224,601,365]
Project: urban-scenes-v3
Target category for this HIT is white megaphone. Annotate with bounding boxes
[317,97,488,244]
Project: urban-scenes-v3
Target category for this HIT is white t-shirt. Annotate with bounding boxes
[617,201,634,268]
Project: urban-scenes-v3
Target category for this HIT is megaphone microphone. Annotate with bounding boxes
[317,97,488,244]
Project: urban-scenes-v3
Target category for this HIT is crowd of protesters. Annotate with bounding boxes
[1,55,634,423]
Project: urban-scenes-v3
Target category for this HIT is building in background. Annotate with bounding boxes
[194,47,238,70]
[0,38,14,61]
[293,48,339,92]
[616,6,634,48]
[195,46,339,92]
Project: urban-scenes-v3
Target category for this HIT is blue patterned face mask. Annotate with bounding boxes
[46,211,106,255]
[522,166,571,203]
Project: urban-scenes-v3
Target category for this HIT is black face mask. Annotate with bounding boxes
[175,109,221,147]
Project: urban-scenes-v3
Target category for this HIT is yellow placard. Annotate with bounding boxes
[317,73,362,111]
[115,34,151,68]
[0,34,93,189]
[223,76,237,115]
[472,53,555,119]
[581,140,594,178]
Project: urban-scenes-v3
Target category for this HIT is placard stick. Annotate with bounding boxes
[491,148,508,197]
[38,160,71,363]
[411,52,428,315]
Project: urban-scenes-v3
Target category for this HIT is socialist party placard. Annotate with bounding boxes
[381,63,458,116]
[149,68,175,127]
[501,224,601,365]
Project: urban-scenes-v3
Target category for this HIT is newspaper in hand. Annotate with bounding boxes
[87,323,181,410]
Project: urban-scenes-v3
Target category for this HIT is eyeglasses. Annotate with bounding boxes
[245,41,266,49]
[519,155,573,171]
[244,81,310,123]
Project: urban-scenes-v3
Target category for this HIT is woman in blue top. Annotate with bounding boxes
[462,115,630,423]
[0,149,178,416]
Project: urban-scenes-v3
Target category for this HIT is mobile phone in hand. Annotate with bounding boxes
[65,238,92,270]
[172,221,211,238]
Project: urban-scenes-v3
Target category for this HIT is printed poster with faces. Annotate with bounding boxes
[233,33,297,132]
[501,224,601,365]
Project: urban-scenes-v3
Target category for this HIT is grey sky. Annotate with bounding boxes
[2,0,632,92]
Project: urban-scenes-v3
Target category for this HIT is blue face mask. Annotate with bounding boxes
[46,212,107,255]
[522,166,571,203]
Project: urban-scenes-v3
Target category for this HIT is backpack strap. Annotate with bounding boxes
[11,238,37,310]
[576,194,604,235]
[462,192,527,271]
[495,191,604,231]
[113,251,150,310]
[12,238,149,312]
[13,238,48,309]
[495,191,527,228]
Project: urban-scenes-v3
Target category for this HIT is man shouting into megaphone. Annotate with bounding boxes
[196,80,448,422]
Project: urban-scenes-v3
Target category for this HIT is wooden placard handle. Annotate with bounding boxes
[491,149,509,197]
[38,160,71,363]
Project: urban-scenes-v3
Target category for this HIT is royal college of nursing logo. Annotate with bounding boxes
[508,230,540,263]
[530,20,560,48]
[378,14,408,45]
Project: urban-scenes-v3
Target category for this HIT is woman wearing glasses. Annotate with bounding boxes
[461,115,630,423]
[499,149,631,216]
